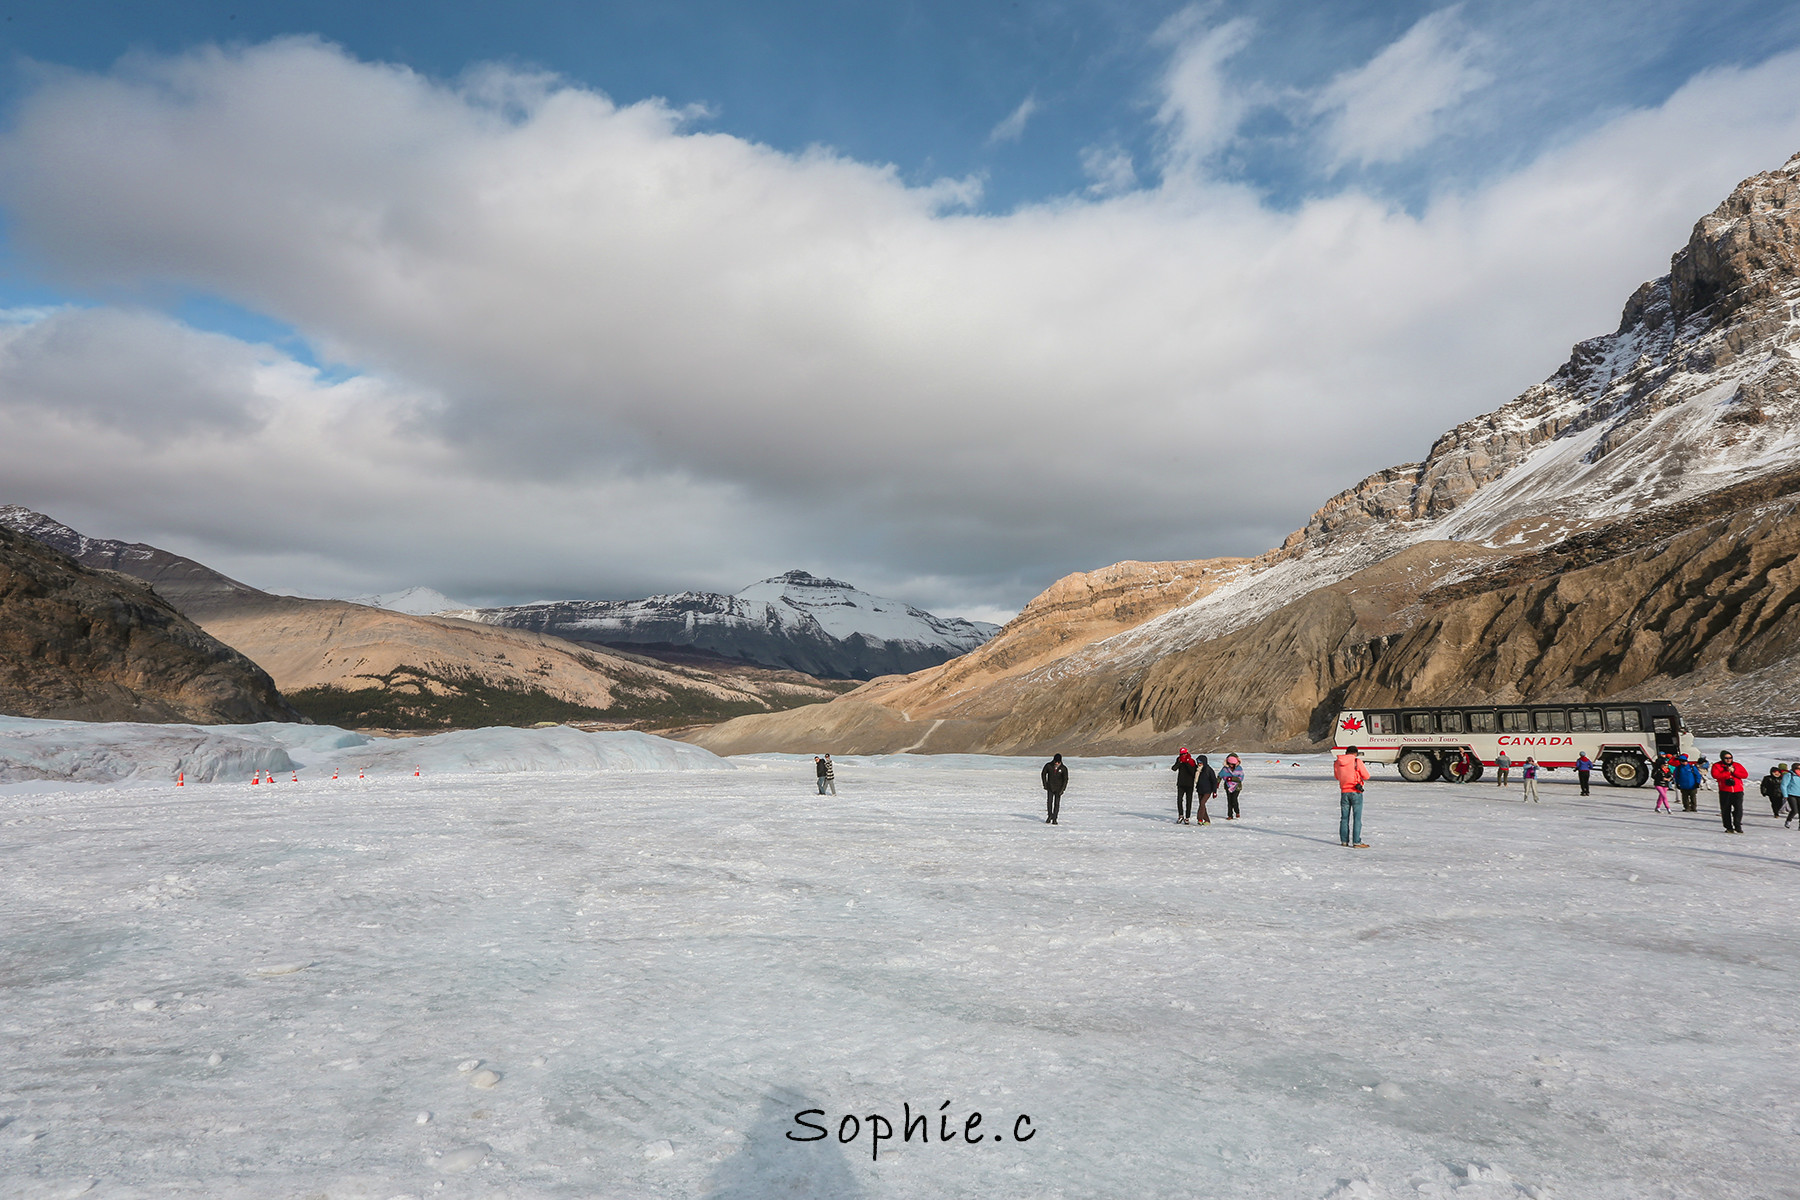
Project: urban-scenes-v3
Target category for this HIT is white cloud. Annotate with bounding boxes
[1152,9,1257,173]
[1313,7,1492,169]
[0,37,1798,614]
[1080,143,1138,196]
[988,93,1038,145]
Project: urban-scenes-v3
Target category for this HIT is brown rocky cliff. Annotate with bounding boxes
[0,526,303,724]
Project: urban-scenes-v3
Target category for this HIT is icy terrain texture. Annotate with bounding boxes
[0,717,726,785]
[1,745,1795,1198]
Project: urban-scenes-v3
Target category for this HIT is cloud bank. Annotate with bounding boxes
[1,31,1798,616]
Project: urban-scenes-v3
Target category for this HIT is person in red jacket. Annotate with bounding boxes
[1334,747,1372,848]
[1711,750,1749,834]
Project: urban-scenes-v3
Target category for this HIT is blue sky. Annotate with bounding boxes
[0,3,1797,617]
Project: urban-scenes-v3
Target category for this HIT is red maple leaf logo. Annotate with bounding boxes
[1340,716,1364,732]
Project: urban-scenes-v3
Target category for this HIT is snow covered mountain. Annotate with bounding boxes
[692,150,1800,753]
[338,586,468,616]
[447,570,1001,679]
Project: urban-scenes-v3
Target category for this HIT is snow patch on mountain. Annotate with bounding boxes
[340,585,469,616]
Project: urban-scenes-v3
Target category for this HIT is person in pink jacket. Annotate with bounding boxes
[1334,748,1372,848]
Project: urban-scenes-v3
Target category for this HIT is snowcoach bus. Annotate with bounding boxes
[1332,701,1695,787]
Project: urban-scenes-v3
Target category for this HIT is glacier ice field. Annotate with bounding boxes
[0,720,1797,1198]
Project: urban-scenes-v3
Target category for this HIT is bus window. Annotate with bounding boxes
[1440,712,1464,733]
[1652,717,1672,733]
[1605,709,1642,732]
[1502,711,1531,732]
[1469,711,1497,733]
[1534,710,1567,732]
[1571,709,1602,731]
[1368,713,1397,735]
[1406,712,1434,733]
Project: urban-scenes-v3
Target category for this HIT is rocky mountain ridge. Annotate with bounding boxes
[689,150,1800,755]
[0,525,301,724]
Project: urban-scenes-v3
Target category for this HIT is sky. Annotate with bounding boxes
[0,2,1798,623]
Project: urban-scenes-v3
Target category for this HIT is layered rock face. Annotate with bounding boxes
[690,151,1800,754]
[0,526,301,724]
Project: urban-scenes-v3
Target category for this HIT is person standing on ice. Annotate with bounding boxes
[1576,752,1594,796]
[820,754,837,796]
[1041,753,1068,824]
[1711,751,1747,834]
[1674,755,1702,811]
[1652,755,1673,813]
[1783,763,1800,827]
[1520,757,1541,803]
[1760,764,1786,817]
[1334,746,1371,848]
[1494,750,1512,786]
[1221,753,1245,819]
[1171,749,1198,824]
[1194,754,1219,825]
[814,755,829,795]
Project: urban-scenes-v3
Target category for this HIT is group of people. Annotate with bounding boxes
[812,754,835,795]
[1648,751,1755,831]
[1036,749,1246,826]
[1759,762,1800,827]
[1169,749,1244,824]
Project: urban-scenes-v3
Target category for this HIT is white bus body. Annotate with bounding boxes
[1332,701,1695,787]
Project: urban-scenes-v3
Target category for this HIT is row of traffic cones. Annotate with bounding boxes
[241,767,418,784]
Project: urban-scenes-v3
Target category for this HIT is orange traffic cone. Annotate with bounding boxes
[358,769,365,780]
[291,771,298,783]
[176,771,184,787]
[414,766,420,777]
[331,770,338,781]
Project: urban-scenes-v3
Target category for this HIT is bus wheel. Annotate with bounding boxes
[1603,754,1647,787]
[1396,750,1440,783]
[1447,757,1482,784]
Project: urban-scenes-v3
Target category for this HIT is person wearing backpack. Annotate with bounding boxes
[1652,756,1673,813]
[1674,756,1702,811]
[1171,749,1198,824]
[1333,747,1371,848]
[1041,753,1069,825]
[1221,753,1245,819]
[1761,765,1787,818]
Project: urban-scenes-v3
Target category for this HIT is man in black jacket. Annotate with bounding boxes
[1194,754,1219,825]
[1171,749,1198,823]
[1041,753,1068,824]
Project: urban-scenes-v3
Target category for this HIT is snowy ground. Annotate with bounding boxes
[3,741,1799,1199]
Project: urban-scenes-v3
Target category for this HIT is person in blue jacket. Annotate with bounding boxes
[1673,755,1703,812]
[1783,761,1800,828]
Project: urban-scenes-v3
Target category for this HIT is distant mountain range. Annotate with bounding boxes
[444,570,1001,680]
[0,509,857,728]
[691,149,1800,754]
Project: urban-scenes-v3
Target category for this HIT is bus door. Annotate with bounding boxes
[1651,715,1679,758]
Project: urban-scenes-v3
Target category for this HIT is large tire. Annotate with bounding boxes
[1396,750,1440,783]
[1603,754,1647,787]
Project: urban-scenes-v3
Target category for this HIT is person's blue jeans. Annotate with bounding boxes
[1340,791,1363,844]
